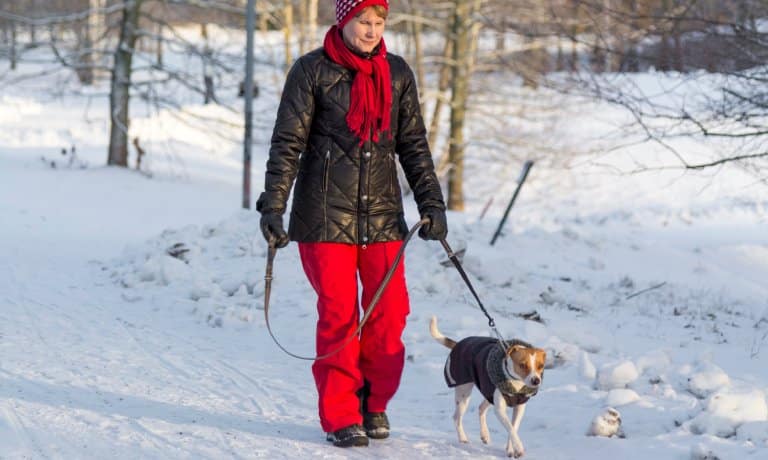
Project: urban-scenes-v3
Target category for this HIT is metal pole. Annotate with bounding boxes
[490,160,534,246]
[243,0,256,209]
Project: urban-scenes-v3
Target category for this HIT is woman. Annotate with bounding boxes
[256,0,447,448]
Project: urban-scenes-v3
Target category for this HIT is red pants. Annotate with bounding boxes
[298,241,410,432]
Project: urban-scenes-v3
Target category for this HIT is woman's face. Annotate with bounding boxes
[342,7,386,54]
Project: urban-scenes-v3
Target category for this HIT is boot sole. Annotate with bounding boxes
[332,436,369,447]
[365,429,390,440]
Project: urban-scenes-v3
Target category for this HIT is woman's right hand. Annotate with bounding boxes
[260,213,290,248]
[418,207,448,241]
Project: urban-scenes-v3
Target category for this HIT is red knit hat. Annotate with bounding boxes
[335,0,389,28]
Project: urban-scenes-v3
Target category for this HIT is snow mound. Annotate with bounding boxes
[596,360,640,390]
[606,388,641,406]
[109,212,273,324]
[688,389,768,438]
[687,363,731,399]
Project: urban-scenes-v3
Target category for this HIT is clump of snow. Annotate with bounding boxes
[596,360,640,390]
[606,388,641,406]
[689,443,721,460]
[687,363,731,399]
[688,389,768,438]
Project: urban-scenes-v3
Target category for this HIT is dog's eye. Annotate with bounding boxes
[519,362,530,371]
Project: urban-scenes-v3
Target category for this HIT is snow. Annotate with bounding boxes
[2,32,768,460]
[596,361,640,390]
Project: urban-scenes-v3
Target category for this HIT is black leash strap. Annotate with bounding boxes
[438,239,509,348]
[264,218,428,361]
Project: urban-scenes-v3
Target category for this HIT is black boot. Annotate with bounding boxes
[363,411,390,439]
[358,380,390,439]
[325,424,369,447]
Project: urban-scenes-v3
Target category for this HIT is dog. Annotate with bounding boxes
[430,316,546,458]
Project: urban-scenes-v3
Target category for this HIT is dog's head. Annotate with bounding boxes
[505,345,547,388]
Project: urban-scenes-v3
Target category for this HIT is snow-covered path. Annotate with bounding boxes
[0,154,512,459]
[0,166,322,458]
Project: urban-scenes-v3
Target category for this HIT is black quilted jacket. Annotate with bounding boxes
[256,47,445,244]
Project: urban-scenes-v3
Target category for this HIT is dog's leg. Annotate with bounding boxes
[453,383,473,443]
[509,403,527,457]
[493,390,525,458]
[479,399,492,444]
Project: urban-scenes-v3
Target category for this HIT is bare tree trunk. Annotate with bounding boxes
[408,9,425,115]
[468,0,482,73]
[307,0,318,49]
[77,0,103,85]
[298,0,307,55]
[10,21,17,71]
[672,24,683,71]
[495,26,505,53]
[603,0,615,72]
[656,0,671,71]
[427,35,453,150]
[624,0,639,72]
[283,1,293,69]
[202,23,215,104]
[108,0,144,167]
[156,22,163,66]
[257,0,270,33]
[570,36,578,72]
[447,0,472,211]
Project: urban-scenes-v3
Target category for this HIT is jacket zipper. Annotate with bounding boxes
[323,150,330,238]
[389,152,397,195]
[322,150,330,192]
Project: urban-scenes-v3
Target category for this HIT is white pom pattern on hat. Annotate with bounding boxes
[336,0,388,25]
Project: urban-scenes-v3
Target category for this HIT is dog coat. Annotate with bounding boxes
[443,337,538,406]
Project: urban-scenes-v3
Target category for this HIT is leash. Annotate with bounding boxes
[264,217,428,361]
[438,239,509,349]
[264,217,509,360]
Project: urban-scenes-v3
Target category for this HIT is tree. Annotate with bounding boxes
[1,0,265,170]
[446,0,475,211]
[108,0,143,167]
[556,0,768,171]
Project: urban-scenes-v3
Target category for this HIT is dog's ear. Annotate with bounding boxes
[507,345,525,356]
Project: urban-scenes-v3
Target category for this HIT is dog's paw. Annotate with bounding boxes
[506,439,525,458]
[480,425,491,444]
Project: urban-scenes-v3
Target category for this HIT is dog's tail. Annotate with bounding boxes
[429,316,456,349]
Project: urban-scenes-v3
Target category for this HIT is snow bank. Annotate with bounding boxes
[689,389,768,438]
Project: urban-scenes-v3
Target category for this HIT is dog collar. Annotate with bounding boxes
[487,341,539,401]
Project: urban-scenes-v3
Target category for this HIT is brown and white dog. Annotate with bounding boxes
[429,316,546,458]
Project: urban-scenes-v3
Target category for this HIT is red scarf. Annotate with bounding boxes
[323,25,392,145]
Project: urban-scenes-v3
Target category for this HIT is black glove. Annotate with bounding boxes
[260,213,289,248]
[418,207,448,241]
